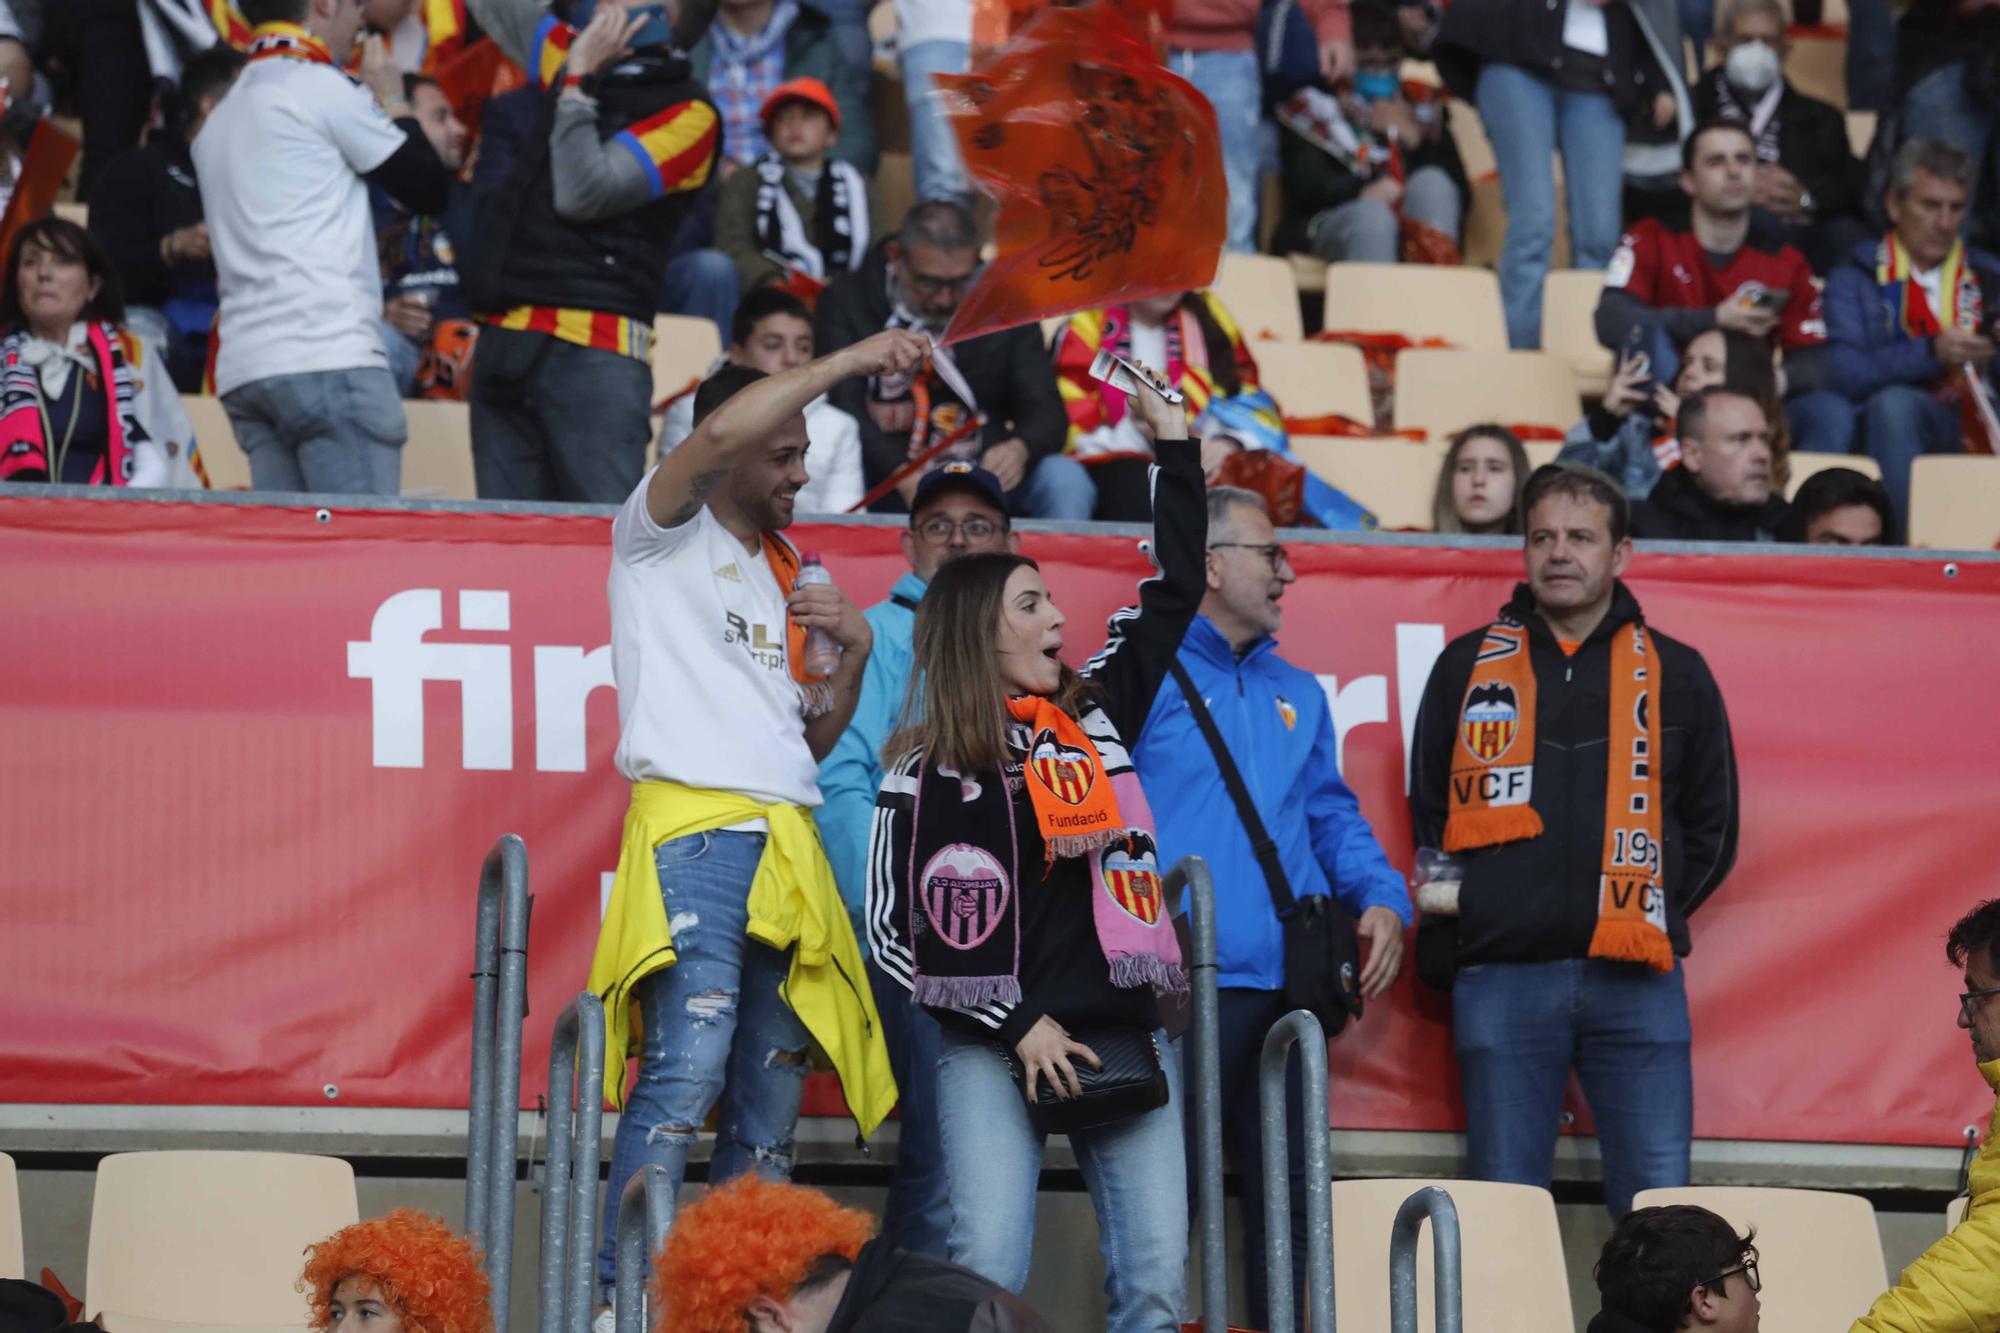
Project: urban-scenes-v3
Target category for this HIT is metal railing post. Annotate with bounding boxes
[1169,855,1227,1333]
[1259,1009,1333,1333]
[537,992,607,1333]
[1388,1186,1463,1333]
[467,833,530,1332]
[612,1165,677,1333]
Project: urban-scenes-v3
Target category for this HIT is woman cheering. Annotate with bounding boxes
[866,366,1203,1333]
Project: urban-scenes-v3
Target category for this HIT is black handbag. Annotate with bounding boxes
[1001,1025,1170,1135]
[1170,660,1365,1036]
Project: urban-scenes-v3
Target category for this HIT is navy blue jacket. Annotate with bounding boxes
[1824,237,2000,401]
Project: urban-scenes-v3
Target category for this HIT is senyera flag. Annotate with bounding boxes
[936,1,1226,345]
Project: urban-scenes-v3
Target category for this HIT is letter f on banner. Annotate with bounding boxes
[347,589,513,770]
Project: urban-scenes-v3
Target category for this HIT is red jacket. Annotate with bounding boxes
[1169,0,1349,51]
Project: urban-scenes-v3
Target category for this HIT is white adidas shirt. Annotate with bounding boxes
[609,473,821,809]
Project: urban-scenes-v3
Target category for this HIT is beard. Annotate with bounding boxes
[887,269,953,334]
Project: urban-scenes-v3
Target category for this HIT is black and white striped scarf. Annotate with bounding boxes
[753,156,869,281]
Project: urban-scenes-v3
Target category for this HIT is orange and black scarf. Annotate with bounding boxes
[760,532,834,718]
[1444,617,1671,972]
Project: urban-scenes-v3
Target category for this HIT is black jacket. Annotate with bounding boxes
[827,1241,1054,1332]
[815,240,1069,496]
[1692,72,1862,222]
[1434,0,1665,115]
[87,133,210,309]
[1409,581,1739,968]
[1629,465,1788,542]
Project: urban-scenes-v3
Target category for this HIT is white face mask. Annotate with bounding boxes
[1724,40,1781,96]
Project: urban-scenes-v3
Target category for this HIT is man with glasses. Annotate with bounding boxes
[816,460,1018,1259]
[1590,1204,1760,1333]
[1132,486,1410,1330]
[815,199,1095,519]
[1847,898,2000,1332]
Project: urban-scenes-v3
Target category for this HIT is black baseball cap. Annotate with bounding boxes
[910,461,1008,519]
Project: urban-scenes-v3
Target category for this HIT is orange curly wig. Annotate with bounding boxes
[299,1208,494,1333]
[652,1176,875,1333]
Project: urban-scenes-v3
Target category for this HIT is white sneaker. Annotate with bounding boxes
[591,1305,617,1333]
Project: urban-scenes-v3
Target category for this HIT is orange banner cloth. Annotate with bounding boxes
[936,1,1225,346]
[0,121,82,267]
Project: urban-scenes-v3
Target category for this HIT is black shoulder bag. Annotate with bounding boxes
[1170,660,1365,1036]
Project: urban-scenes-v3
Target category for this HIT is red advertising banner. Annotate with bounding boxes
[4,494,1996,1148]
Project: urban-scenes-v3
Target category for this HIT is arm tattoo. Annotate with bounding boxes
[663,469,726,528]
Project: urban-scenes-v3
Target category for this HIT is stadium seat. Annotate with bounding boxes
[1329,1179,1572,1333]
[54,202,88,229]
[1212,253,1304,342]
[181,394,250,490]
[652,314,723,408]
[874,151,916,245]
[1323,263,1508,352]
[1785,33,1847,109]
[1289,436,1441,530]
[1783,450,1881,499]
[1540,269,1614,398]
[0,1151,21,1280]
[1523,440,1561,470]
[1393,349,1582,440]
[1910,455,2000,549]
[1846,110,1877,159]
[1948,1194,1969,1231]
[1253,341,1373,428]
[1632,1186,1888,1333]
[86,1150,359,1332]
[401,400,477,500]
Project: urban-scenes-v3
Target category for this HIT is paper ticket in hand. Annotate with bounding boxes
[1088,346,1185,405]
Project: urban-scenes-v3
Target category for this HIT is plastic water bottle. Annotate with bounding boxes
[794,553,843,675]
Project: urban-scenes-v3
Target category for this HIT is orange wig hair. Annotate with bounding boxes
[652,1176,875,1333]
[300,1208,494,1333]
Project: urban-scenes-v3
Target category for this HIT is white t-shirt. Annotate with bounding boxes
[609,475,822,808]
[1562,0,1610,56]
[193,58,406,395]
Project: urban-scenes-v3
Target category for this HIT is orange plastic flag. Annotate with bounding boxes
[971,0,1170,61]
[0,120,81,268]
[936,1,1225,346]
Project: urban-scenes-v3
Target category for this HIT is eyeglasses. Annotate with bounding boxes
[1960,985,2000,1021]
[914,515,1004,544]
[1704,1257,1761,1296]
[903,267,980,298]
[1209,541,1292,573]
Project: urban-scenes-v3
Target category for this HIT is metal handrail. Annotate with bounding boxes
[538,992,607,1333]
[466,834,531,1332]
[1170,855,1227,1333]
[1388,1186,1463,1333]
[1259,1009,1334,1333]
[612,1165,677,1333]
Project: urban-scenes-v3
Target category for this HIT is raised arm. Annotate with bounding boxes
[646,328,931,528]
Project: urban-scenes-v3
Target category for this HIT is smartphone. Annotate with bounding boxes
[1620,325,1659,418]
[1088,346,1185,405]
[1750,287,1792,312]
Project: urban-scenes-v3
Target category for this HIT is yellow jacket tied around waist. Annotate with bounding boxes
[587,781,895,1137]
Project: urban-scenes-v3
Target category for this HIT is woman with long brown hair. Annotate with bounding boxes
[864,373,1202,1333]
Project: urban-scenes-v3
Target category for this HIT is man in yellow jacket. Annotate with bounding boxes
[584,328,929,1307]
[1851,898,2000,1333]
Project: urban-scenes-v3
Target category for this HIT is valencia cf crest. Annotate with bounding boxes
[1029,729,1095,805]
[1461,681,1520,762]
[1100,834,1164,925]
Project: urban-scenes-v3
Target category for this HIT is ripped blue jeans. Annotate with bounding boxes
[594,829,811,1295]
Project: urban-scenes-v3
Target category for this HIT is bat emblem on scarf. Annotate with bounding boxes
[919,843,1012,950]
[1099,834,1164,926]
[1461,681,1521,763]
[1029,729,1096,805]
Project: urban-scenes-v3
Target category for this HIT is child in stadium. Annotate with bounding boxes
[299,1208,492,1333]
[1431,424,1529,534]
[865,363,1197,1333]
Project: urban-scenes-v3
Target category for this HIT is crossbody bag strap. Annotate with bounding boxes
[1169,658,1299,918]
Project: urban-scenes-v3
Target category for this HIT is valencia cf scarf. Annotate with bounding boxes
[753,156,869,281]
[247,21,333,64]
[761,531,834,718]
[1444,617,1672,972]
[1879,230,1980,339]
[904,697,1184,1009]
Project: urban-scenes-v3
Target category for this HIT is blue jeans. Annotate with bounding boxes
[1902,62,2000,238]
[222,366,405,495]
[1453,958,1692,1217]
[1476,63,1627,349]
[1013,453,1096,520]
[595,830,813,1295]
[1858,383,1961,527]
[660,247,741,344]
[1784,390,1859,457]
[870,960,951,1257]
[901,39,972,203]
[470,324,654,503]
[382,320,421,399]
[1171,48,1262,254]
[937,1024,1188,1333]
[1308,164,1464,262]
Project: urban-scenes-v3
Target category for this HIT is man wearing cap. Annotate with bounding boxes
[463,0,721,504]
[818,459,1018,1258]
[714,77,877,294]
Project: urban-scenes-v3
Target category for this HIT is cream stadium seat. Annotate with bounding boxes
[1322,262,1508,351]
[1330,1179,1571,1333]
[1785,33,1847,109]
[1847,110,1877,159]
[1253,341,1373,429]
[87,1151,359,1332]
[1632,1186,1888,1333]
[0,1152,22,1279]
[1784,451,1881,499]
[181,394,249,490]
[652,314,724,407]
[1212,252,1304,342]
[1541,269,1614,398]
[1910,455,2000,549]
[401,400,477,500]
[1289,436,1442,530]
[1523,440,1561,470]
[54,201,88,229]
[1393,349,1582,441]
[1948,1194,1970,1231]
